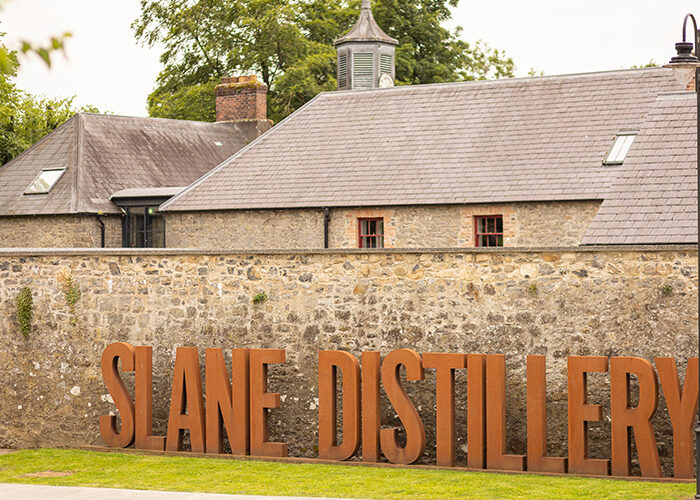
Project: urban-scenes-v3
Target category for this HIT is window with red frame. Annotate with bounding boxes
[475,215,503,247]
[359,218,384,248]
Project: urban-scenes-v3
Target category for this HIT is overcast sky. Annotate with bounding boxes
[1,0,695,117]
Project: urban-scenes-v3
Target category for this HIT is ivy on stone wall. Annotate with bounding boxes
[59,272,81,324]
[15,286,32,339]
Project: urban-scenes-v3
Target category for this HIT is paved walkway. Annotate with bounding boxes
[0,484,358,500]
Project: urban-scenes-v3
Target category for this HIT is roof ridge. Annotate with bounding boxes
[78,111,239,128]
[321,66,673,98]
[71,113,84,213]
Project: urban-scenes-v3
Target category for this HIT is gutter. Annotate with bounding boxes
[323,208,331,249]
[97,212,105,248]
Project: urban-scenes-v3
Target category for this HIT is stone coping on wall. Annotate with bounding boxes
[0,245,695,257]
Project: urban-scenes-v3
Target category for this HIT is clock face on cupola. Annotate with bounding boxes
[333,0,398,91]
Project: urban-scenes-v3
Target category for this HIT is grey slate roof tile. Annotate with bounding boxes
[0,114,255,215]
[163,68,681,213]
[582,91,697,245]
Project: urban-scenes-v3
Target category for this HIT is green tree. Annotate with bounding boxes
[0,31,17,75]
[631,60,657,69]
[148,80,219,122]
[134,0,515,123]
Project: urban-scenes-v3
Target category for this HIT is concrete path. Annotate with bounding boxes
[0,484,359,500]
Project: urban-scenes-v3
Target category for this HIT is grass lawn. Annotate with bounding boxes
[0,449,694,499]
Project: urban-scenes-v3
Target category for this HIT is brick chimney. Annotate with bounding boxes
[215,75,268,122]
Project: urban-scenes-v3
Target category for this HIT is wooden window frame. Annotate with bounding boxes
[474,215,504,247]
[358,217,384,249]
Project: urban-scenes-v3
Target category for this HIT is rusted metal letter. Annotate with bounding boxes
[205,348,250,455]
[526,355,567,473]
[99,342,136,448]
[423,352,466,467]
[466,353,486,469]
[380,348,426,464]
[656,357,699,479]
[249,348,288,457]
[567,356,610,475]
[610,357,662,477]
[318,350,361,460]
[165,347,206,453]
[361,351,381,463]
[485,354,525,471]
[135,346,165,451]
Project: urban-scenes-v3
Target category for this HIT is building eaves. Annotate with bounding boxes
[111,187,186,199]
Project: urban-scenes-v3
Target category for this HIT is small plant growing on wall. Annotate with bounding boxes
[59,272,81,324]
[252,292,268,304]
[528,284,538,295]
[661,285,673,295]
[16,287,33,339]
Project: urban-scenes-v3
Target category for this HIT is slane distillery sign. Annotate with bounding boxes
[99,343,698,479]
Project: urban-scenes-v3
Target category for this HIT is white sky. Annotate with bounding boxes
[0,0,696,117]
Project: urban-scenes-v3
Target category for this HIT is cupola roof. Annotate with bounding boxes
[334,0,398,46]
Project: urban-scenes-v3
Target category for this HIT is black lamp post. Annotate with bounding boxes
[665,13,700,498]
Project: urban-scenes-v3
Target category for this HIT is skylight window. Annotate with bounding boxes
[603,132,637,165]
[24,168,66,195]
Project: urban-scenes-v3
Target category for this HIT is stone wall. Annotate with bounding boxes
[166,210,325,249]
[166,201,601,249]
[0,246,696,476]
[0,215,122,248]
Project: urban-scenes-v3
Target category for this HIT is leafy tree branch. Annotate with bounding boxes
[134,0,516,123]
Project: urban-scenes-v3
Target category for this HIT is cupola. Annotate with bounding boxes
[334,0,398,90]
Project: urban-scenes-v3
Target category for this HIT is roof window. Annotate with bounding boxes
[24,168,66,195]
[603,132,637,165]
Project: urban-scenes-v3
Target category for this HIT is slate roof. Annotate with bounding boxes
[0,113,257,216]
[582,92,697,245]
[335,0,397,46]
[162,67,681,213]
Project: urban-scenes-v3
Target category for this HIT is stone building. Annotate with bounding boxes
[0,77,271,248]
[162,73,696,248]
[160,1,696,249]
[0,1,696,249]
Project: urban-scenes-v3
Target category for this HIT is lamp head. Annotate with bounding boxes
[665,41,700,87]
